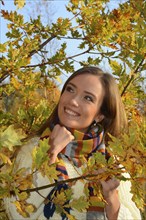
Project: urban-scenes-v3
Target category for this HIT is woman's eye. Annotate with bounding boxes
[84,96,93,102]
[66,86,74,93]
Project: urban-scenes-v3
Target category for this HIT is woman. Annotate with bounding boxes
[4,67,141,220]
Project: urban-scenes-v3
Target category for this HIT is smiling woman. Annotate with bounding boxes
[4,66,141,220]
[58,74,104,132]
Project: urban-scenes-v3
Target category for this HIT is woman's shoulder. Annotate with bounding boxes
[14,136,40,169]
[20,136,40,152]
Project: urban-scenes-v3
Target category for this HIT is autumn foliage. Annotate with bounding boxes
[0,0,146,219]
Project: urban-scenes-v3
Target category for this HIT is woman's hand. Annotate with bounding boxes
[101,178,120,220]
[48,124,74,164]
[101,177,120,199]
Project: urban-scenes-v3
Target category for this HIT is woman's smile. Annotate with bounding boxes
[64,107,80,117]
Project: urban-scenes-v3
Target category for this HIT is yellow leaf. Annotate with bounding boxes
[0,153,12,165]
[65,212,76,220]
[25,204,35,213]
[13,201,21,211]
[11,77,21,90]
[89,196,105,207]
[17,192,28,201]
[40,161,60,182]
[55,76,62,84]
[13,201,28,218]
[53,191,66,206]
[18,174,33,190]
[0,43,7,52]
[0,125,24,150]
[14,0,25,9]
[57,17,63,23]
[7,23,13,29]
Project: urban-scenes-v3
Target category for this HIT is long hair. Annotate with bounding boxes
[37,66,127,141]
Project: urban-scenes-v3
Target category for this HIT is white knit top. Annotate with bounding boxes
[4,137,142,220]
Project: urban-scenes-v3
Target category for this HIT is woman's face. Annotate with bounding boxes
[58,74,104,132]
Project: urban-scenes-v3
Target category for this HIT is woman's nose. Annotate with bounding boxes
[70,95,79,107]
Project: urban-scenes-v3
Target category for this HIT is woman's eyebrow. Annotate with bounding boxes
[68,82,96,99]
[84,91,96,99]
[67,82,76,88]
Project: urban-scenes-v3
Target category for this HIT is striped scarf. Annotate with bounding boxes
[41,124,105,219]
[41,124,105,179]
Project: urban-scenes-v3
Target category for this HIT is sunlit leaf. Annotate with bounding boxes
[14,0,25,9]
[25,204,36,213]
[0,125,24,150]
[70,196,89,212]
[0,43,7,52]
[32,138,50,169]
[0,152,12,165]
[17,192,29,201]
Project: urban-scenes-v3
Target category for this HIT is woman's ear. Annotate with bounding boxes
[95,114,104,123]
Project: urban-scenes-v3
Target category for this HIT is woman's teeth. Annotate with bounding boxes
[65,108,79,116]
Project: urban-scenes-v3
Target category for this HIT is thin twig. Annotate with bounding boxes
[28,34,56,58]
[121,58,145,96]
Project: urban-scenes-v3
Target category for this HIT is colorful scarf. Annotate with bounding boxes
[41,124,105,219]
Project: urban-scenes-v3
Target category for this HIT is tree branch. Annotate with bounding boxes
[10,169,129,195]
[9,171,145,197]
[21,48,91,68]
[121,58,145,96]
[0,73,9,84]
[59,36,84,40]
[28,34,57,57]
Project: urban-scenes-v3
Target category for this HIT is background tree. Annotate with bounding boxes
[0,0,145,219]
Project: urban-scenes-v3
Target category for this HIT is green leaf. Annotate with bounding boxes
[0,43,7,53]
[32,138,50,169]
[109,60,122,76]
[70,196,89,212]
[0,125,24,150]
[0,187,10,199]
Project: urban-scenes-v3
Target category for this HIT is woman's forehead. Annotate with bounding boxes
[67,74,100,86]
[66,74,103,95]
